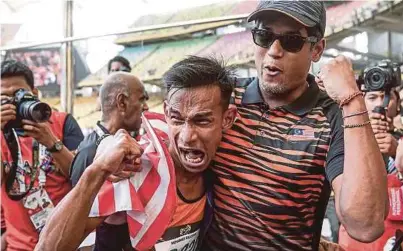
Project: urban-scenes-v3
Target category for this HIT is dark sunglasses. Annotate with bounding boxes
[251,28,319,53]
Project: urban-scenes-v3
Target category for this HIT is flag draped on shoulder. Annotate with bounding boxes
[89,112,176,251]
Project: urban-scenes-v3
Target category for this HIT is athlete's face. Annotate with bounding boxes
[164,84,235,174]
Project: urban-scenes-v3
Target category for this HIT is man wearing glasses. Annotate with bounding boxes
[202,1,388,251]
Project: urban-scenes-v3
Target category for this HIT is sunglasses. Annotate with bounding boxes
[251,28,319,53]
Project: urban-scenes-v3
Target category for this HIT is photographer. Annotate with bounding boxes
[360,61,402,173]
[0,60,83,251]
[366,88,401,172]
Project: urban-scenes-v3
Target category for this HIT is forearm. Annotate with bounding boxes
[50,146,74,178]
[35,164,107,251]
[339,97,387,240]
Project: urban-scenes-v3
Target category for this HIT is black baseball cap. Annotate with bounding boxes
[247,1,326,37]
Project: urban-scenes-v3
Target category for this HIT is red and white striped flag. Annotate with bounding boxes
[89,112,177,251]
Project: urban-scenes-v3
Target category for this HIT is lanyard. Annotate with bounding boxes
[95,121,111,145]
[14,129,47,193]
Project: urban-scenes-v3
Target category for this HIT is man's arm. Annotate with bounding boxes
[35,164,106,251]
[22,114,84,178]
[36,130,142,251]
[318,56,387,242]
[333,96,387,242]
[53,114,84,177]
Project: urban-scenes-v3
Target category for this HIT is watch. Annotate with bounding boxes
[47,140,63,153]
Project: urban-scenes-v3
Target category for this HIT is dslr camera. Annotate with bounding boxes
[1,89,52,132]
[357,60,402,92]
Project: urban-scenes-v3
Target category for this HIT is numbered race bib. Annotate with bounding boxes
[154,229,200,251]
[22,187,54,232]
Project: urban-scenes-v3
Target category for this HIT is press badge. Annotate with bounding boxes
[23,187,54,232]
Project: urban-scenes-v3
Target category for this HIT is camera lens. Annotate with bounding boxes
[19,100,52,122]
[365,68,386,91]
[371,74,381,83]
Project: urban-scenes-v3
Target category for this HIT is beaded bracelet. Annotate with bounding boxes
[342,120,371,129]
[342,110,368,119]
[339,91,364,108]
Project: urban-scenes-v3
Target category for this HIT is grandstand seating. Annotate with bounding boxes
[115,2,236,45]
[199,30,254,65]
[78,45,157,87]
[325,1,370,35]
[132,37,217,81]
[170,2,235,23]
[229,0,256,15]
[80,0,385,88]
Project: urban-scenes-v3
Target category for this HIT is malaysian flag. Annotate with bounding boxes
[89,112,177,250]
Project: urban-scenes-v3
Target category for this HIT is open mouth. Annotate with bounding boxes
[264,65,282,76]
[179,147,207,168]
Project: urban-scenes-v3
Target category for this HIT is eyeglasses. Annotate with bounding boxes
[251,28,319,53]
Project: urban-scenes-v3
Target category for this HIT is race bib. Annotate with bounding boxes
[154,229,199,251]
[23,188,54,232]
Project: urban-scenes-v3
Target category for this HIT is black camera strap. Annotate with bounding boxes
[3,126,39,201]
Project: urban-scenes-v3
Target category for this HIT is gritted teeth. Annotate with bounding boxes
[182,149,205,164]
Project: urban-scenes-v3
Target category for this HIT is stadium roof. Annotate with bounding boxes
[115,0,399,45]
[79,0,403,87]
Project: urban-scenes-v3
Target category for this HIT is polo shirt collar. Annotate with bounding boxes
[241,74,320,116]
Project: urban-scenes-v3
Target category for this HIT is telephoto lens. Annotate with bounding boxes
[18,100,52,122]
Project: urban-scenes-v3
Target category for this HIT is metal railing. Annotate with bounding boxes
[0,14,248,52]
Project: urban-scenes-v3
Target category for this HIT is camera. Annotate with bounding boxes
[357,60,402,92]
[1,89,52,131]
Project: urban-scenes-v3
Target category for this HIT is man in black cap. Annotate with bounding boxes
[202,1,388,250]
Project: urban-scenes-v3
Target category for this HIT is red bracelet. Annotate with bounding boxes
[339,91,364,108]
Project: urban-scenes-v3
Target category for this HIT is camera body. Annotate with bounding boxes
[1,89,52,132]
[358,60,401,92]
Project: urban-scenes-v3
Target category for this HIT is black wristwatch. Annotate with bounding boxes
[47,140,63,153]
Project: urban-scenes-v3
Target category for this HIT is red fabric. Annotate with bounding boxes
[339,174,403,251]
[0,112,71,251]
[89,112,176,251]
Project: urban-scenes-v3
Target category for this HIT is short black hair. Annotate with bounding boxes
[1,60,35,89]
[307,26,323,40]
[162,56,235,109]
[107,56,131,73]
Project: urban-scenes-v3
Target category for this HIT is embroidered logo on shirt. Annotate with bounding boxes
[288,128,317,139]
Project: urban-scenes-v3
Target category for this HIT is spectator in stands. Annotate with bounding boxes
[202,1,387,250]
[0,60,84,250]
[107,56,132,74]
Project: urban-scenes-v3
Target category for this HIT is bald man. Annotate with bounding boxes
[69,72,148,251]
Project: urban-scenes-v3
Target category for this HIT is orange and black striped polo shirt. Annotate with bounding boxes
[204,76,344,251]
